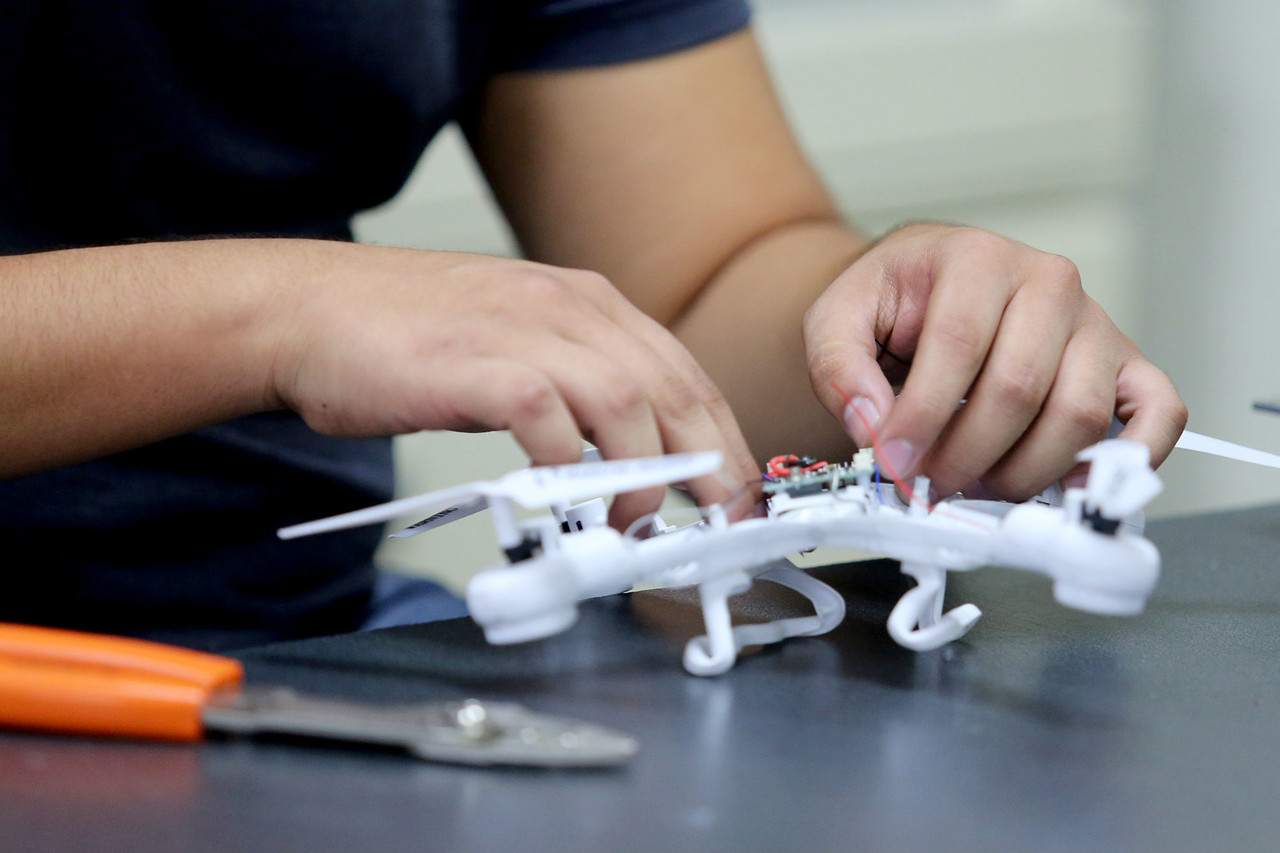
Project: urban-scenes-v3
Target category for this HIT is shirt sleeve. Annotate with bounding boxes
[489,0,752,72]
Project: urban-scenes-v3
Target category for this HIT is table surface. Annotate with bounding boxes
[4,504,1280,853]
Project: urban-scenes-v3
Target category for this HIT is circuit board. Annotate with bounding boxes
[762,450,877,499]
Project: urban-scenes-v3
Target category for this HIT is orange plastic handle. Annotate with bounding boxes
[0,623,244,742]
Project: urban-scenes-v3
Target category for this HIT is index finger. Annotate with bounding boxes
[573,280,762,513]
[1112,356,1188,469]
[801,266,898,449]
[876,258,1014,477]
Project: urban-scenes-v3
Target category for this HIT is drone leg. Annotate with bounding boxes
[724,569,847,646]
[680,568,846,677]
[684,572,752,677]
[887,562,982,652]
[903,560,948,628]
[919,569,944,629]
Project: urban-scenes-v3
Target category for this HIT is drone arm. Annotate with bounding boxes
[466,555,582,645]
[992,503,1160,614]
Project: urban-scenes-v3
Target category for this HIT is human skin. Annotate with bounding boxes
[0,28,1187,531]
[470,28,1187,499]
[0,240,756,528]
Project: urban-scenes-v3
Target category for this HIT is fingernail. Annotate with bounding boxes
[879,439,915,479]
[842,396,880,443]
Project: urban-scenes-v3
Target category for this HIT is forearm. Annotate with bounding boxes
[468,32,881,466]
[0,237,766,518]
[672,219,871,465]
[0,239,288,478]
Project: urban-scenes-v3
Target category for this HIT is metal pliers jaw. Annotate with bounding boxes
[204,690,639,767]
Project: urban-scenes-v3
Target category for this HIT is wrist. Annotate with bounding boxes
[149,237,301,421]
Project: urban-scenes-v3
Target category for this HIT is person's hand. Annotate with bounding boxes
[803,224,1187,500]
[268,241,758,526]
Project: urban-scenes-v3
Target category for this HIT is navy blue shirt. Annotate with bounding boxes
[0,0,750,650]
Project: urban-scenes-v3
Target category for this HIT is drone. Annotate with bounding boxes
[277,424,1280,676]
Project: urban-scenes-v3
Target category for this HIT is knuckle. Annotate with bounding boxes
[802,299,828,335]
[949,227,1010,261]
[933,319,988,364]
[661,369,723,423]
[1037,252,1083,290]
[691,369,729,410]
[985,362,1048,414]
[513,270,575,304]
[1027,254,1086,310]
[563,268,615,296]
[538,431,587,466]
[1143,364,1190,432]
[806,342,857,383]
[1056,393,1115,442]
[505,376,562,423]
[657,375,702,419]
[806,346,841,380]
[595,377,648,421]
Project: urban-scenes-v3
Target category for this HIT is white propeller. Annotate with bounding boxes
[387,497,488,539]
[278,450,723,540]
[1175,429,1280,469]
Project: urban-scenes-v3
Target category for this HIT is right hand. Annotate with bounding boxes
[268,240,759,527]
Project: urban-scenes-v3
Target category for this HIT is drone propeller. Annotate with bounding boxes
[278,450,723,540]
[1076,439,1163,520]
[485,451,722,507]
[387,497,489,538]
[1175,429,1280,469]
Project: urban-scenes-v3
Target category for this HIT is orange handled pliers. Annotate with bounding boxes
[0,622,636,766]
[0,621,241,742]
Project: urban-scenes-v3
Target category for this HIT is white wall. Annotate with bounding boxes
[1133,0,1280,517]
[355,0,1167,589]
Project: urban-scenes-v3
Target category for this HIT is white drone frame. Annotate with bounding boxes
[279,429,1280,676]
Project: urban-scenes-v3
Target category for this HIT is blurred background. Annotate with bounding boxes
[353,0,1280,590]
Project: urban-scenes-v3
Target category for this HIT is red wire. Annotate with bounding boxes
[767,454,829,479]
[828,380,929,510]
[766,454,798,479]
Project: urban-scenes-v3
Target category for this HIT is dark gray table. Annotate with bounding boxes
[4,505,1280,852]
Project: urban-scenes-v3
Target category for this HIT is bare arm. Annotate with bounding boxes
[0,240,284,477]
[469,29,1187,497]
[0,239,758,524]
[469,30,863,465]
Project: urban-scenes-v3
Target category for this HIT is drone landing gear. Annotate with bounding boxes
[887,561,982,652]
[683,566,847,676]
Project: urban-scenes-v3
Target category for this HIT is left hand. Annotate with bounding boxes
[803,223,1188,501]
